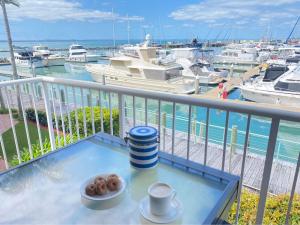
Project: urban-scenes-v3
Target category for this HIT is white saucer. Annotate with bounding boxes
[139,196,183,224]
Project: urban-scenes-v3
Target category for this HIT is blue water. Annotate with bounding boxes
[0,40,299,163]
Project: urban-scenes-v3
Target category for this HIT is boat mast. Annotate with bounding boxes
[285,16,300,44]
[127,14,130,44]
[112,8,116,52]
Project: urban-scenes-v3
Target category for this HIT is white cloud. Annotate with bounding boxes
[5,0,143,22]
[182,23,194,28]
[170,0,300,26]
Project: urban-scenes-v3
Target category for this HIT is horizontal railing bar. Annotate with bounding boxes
[40,77,300,123]
[1,77,300,123]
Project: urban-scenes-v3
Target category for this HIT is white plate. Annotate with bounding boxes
[139,196,183,224]
[80,174,126,201]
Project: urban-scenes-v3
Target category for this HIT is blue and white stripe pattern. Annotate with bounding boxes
[128,126,158,169]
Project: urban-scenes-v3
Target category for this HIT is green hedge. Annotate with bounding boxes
[25,108,48,126]
[0,107,19,119]
[228,190,300,224]
[11,134,75,167]
[10,107,119,166]
[57,106,119,137]
[25,107,119,137]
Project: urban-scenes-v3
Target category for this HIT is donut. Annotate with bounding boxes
[107,176,120,191]
[94,176,105,184]
[95,180,107,195]
[85,183,97,196]
[107,174,118,180]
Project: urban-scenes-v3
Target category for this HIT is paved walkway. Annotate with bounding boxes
[0,114,17,135]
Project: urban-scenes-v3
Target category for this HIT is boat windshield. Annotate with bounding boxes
[71,45,84,50]
[263,66,288,82]
[275,80,300,92]
[36,46,48,50]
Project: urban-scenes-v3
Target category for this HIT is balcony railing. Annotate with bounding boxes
[0,76,300,224]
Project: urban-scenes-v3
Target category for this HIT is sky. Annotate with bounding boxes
[0,0,299,41]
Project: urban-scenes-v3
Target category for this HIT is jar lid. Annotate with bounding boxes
[129,126,157,139]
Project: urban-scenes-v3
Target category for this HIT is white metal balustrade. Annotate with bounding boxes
[0,76,299,225]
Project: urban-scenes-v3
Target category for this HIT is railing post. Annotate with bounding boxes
[192,119,197,144]
[162,112,166,151]
[255,118,280,225]
[118,93,124,138]
[41,81,56,151]
[199,121,205,143]
[229,125,237,173]
[285,152,300,225]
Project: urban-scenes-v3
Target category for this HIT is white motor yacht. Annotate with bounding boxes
[33,45,65,67]
[165,48,228,85]
[240,65,300,107]
[86,35,195,94]
[214,48,260,64]
[66,44,99,63]
[13,51,44,68]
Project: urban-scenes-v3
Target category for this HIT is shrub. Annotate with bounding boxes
[57,106,119,137]
[25,107,119,137]
[25,108,48,126]
[228,190,300,224]
[11,134,76,167]
[0,108,8,114]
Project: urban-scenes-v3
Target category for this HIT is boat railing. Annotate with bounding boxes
[0,76,299,225]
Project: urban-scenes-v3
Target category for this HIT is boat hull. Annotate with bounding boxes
[240,86,300,107]
[86,64,195,94]
[42,57,65,67]
[15,60,44,68]
[66,55,99,63]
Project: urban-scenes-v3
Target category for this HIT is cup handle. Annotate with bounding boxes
[171,190,178,207]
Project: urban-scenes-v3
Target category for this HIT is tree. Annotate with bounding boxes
[0,0,22,116]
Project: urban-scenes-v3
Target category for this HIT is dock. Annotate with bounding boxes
[199,66,261,98]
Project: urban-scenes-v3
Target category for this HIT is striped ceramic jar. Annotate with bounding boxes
[128,126,158,169]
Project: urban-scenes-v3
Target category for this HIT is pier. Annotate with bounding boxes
[199,65,261,98]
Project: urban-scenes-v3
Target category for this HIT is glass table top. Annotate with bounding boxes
[0,137,228,224]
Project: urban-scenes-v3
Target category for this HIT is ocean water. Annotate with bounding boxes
[0,40,299,163]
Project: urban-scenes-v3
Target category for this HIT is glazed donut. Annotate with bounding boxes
[85,183,97,196]
[107,174,118,180]
[107,176,120,191]
[94,176,105,184]
[95,180,107,195]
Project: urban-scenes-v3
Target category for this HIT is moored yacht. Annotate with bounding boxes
[86,35,195,94]
[214,48,260,65]
[240,65,300,106]
[165,48,228,85]
[33,45,65,67]
[66,44,99,63]
[13,51,44,68]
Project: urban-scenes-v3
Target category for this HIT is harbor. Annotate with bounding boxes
[1,0,300,224]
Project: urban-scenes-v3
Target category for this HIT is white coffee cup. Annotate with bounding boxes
[148,182,176,216]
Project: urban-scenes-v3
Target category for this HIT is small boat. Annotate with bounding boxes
[33,45,65,67]
[13,51,44,68]
[66,44,99,63]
